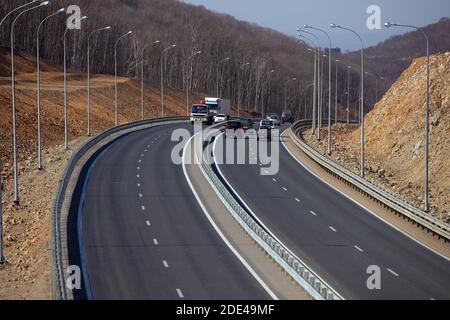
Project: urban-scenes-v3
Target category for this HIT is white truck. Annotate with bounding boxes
[204,97,231,121]
[190,104,214,125]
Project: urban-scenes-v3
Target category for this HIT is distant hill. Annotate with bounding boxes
[343,18,450,99]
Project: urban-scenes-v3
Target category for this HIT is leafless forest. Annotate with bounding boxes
[1,0,449,117]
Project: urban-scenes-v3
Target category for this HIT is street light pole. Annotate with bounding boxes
[298,29,320,135]
[186,51,202,116]
[64,16,88,150]
[347,65,351,124]
[335,59,347,124]
[160,44,176,118]
[216,57,230,97]
[262,69,275,119]
[385,22,430,212]
[114,30,133,126]
[237,62,250,118]
[305,25,333,154]
[331,23,365,178]
[36,8,66,170]
[10,1,50,204]
[87,26,111,136]
[0,0,37,30]
[140,40,160,120]
[284,77,297,112]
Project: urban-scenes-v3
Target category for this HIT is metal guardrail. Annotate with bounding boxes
[289,120,450,242]
[52,116,188,300]
[193,127,342,300]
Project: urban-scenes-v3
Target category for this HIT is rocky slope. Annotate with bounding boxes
[303,52,450,221]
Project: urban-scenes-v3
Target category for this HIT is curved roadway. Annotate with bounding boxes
[213,127,450,300]
[76,123,271,300]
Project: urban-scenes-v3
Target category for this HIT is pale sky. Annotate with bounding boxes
[182,0,450,51]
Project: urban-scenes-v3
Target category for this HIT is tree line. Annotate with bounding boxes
[0,0,369,120]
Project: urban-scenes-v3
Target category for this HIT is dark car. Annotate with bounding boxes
[240,119,254,131]
[225,120,243,138]
[258,120,273,141]
[281,110,294,124]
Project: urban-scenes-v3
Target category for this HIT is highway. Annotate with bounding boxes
[213,126,450,300]
[75,123,271,300]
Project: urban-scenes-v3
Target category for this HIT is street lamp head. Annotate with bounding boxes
[196,50,202,54]
[384,22,393,28]
[57,8,65,13]
[304,24,311,29]
[171,44,176,48]
[40,1,50,6]
[293,77,297,81]
[105,26,111,30]
[127,30,133,34]
[81,16,88,21]
[225,57,230,60]
[270,69,275,73]
[330,23,338,29]
[336,59,341,62]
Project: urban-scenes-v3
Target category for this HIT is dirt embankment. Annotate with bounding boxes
[303,52,450,221]
[0,48,245,299]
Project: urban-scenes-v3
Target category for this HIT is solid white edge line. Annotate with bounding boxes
[146,220,151,226]
[153,238,158,245]
[354,245,364,253]
[310,211,317,216]
[281,129,450,262]
[329,226,337,232]
[176,288,184,298]
[182,134,279,301]
[212,132,342,300]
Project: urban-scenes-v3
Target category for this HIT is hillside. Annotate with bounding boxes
[0,0,316,115]
[344,18,450,100]
[303,52,450,221]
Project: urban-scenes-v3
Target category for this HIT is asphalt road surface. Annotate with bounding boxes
[77,123,271,300]
[214,126,450,300]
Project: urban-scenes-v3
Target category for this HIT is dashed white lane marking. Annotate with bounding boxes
[329,226,337,232]
[387,268,399,277]
[141,154,144,157]
[354,245,364,253]
[176,289,184,298]
[282,187,288,191]
[310,211,317,216]
[144,149,148,152]
[137,167,140,170]
[141,205,146,211]
[137,174,140,178]
[147,145,150,148]
[138,159,142,163]
[146,220,151,226]
[153,238,159,245]
[162,260,169,268]
[295,198,301,203]
[272,178,277,182]
[137,183,141,187]
[138,193,143,198]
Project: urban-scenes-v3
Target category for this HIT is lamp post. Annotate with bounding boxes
[87,26,111,136]
[140,40,160,120]
[335,59,347,124]
[347,65,351,124]
[36,7,66,170]
[301,83,314,120]
[385,22,430,212]
[64,15,87,150]
[262,69,275,119]
[284,77,297,112]
[160,44,176,117]
[216,57,230,97]
[0,0,37,30]
[298,29,320,135]
[331,23,365,177]
[10,0,50,204]
[305,25,333,154]
[186,51,202,116]
[237,62,250,118]
[114,30,133,126]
